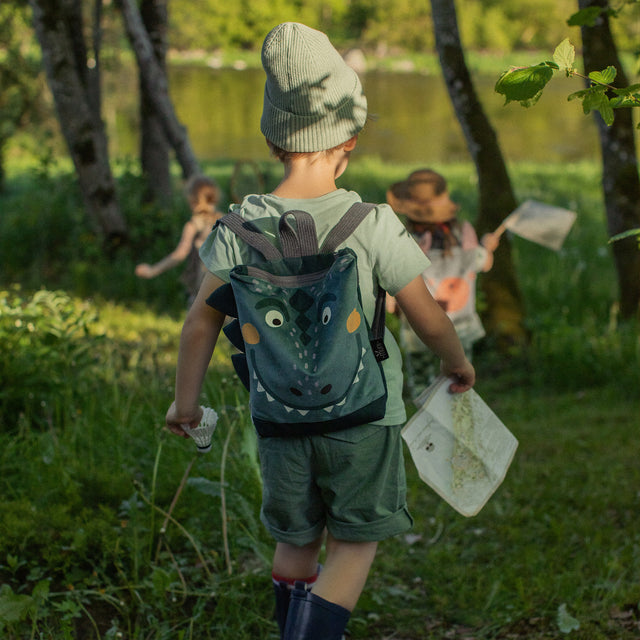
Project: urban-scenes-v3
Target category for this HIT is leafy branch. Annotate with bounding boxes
[495,2,640,246]
[495,38,640,127]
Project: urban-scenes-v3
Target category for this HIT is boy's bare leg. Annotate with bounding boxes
[313,534,378,611]
[272,533,377,611]
[273,536,325,581]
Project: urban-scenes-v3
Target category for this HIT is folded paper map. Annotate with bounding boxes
[402,377,518,517]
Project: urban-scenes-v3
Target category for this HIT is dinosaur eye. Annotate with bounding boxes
[321,306,332,325]
[265,309,284,328]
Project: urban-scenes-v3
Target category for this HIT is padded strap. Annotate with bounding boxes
[217,213,282,261]
[320,202,376,253]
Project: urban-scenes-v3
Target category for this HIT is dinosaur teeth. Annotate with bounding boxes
[254,342,368,414]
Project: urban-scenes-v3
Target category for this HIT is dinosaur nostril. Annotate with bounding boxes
[320,385,332,395]
[289,387,303,396]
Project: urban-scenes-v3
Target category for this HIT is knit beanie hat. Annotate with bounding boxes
[260,22,368,152]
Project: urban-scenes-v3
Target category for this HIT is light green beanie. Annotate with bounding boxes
[260,22,368,152]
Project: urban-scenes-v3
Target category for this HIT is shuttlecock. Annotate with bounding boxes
[182,406,218,453]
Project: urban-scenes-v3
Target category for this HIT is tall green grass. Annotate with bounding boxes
[0,159,638,639]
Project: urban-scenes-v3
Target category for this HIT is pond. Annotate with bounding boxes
[102,65,605,165]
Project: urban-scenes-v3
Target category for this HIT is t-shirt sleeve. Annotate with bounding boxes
[370,204,430,296]
[198,223,240,282]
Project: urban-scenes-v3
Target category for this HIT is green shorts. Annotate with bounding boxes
[257,423,413,545]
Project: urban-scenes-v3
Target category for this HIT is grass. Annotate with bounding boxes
[0,158,639,639]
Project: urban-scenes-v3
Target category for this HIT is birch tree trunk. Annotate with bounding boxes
[118,0,200,180]
[430,0,527,345]
[579,0,640,320]
[29,0,127,241]
[139,0,171,202]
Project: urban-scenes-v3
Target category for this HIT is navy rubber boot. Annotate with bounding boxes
[283,586,350,640]
[273,581,292,639]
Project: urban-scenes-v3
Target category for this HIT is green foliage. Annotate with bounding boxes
[165,0,637,55]
[0,2,44,187]
[0,287,104,430]
[496,37,640,127]
[1,164,639,638]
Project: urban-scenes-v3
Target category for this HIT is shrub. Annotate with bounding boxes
[0,287,105,431]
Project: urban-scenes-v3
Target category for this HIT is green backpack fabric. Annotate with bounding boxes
[207,203,389,437]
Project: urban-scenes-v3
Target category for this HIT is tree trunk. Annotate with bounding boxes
[29,0,127,242]
[430,0,527,345]
[140,0,171,203]
[579,0,640,320]
[118,0,200,180]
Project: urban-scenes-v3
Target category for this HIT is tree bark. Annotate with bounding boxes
[29,0,127,241]
[139,0,172,203]
[579,0,640,320]
[430,0,527,344]
[118,0,200,180]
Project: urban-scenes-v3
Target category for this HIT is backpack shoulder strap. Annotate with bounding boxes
[217,213,282,261]
[322,201,389,362]
[320,202,376,253]
[278,210,319,258]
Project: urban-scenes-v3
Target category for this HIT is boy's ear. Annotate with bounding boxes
[343,135,358,151]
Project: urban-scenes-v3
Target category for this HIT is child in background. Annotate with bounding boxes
[165,23,475,640]
[387,169,499,399]
[135,175,222,305]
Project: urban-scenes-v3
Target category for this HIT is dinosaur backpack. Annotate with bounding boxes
[206,202,389,437]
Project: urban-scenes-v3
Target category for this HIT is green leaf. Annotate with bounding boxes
[557,603,580,633]
[567,89,590,102]
[610,94,640,108]
[187,476,223,497]
[581,87,615,124]
[611,83,640,96]
[567,7,603,27]
[0,586,34,623]
[553,39,576,73]
[495,63,555,106]
[589,66,617,85]
[609,228,640,243]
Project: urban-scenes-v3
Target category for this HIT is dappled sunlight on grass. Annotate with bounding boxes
[1,162,639,638]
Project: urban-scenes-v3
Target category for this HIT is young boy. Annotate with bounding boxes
[135,175,222,305]
[166,23,475,640]
[387,169,499,399]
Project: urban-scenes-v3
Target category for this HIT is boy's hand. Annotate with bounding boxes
[441,359,475,393]
[165,401,203,438]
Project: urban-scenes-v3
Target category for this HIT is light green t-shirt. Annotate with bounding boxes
[199,189,430,426]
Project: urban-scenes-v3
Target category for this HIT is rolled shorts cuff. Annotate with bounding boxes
[260,509,326,546]
[327,505,414,542]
